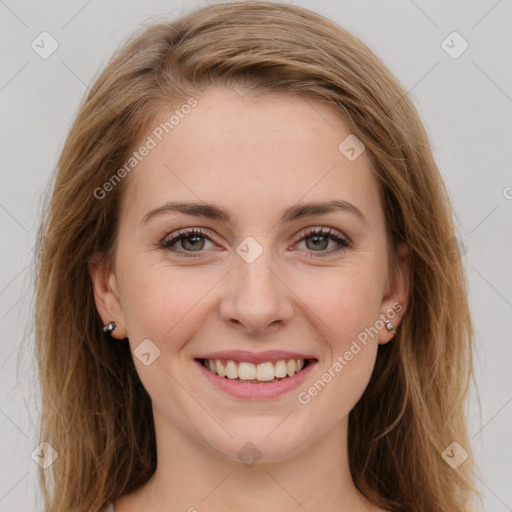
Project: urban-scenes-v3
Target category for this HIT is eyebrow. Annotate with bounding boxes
[141,199,368,226]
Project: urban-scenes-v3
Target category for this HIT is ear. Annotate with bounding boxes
[89,252,128,339]
[378,242,411,345]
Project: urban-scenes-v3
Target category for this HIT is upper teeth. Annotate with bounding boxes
[204,359,305,381]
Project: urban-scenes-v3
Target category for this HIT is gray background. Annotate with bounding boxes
[1,0,511,510]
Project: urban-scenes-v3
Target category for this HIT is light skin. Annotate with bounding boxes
[90,86,410,512]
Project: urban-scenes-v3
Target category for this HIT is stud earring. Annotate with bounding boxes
[385,320,394,331]
[103,321,116,334]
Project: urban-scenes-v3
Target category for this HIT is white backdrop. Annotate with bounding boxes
[0,0,511,510]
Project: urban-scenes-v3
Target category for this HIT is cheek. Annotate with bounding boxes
[117,253,216,344]
[295,268,381,415]
[293,263,384,350]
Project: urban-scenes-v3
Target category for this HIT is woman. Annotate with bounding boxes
[34,1,481,511]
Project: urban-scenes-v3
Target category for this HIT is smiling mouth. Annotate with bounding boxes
[196,358,316,384]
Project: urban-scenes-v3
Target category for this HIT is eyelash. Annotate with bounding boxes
[160,227,350,259]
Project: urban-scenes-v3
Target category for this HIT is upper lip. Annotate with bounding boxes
[195,350,317,364]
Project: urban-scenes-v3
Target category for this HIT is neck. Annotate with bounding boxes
[124,407,376,512]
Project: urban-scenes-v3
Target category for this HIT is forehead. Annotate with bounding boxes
[119,87,382,226]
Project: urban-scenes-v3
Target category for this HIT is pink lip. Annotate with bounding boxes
[195,350,316,364]
[194,358,318,399]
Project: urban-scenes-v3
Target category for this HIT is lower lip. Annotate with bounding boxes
[195,359,317,399]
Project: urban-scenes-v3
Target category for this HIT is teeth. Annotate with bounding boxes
[256,362,275,381]
[225,360,238,379]
[216,360,226,377]
[203,358,307,382]
[286,359,296,376]
[275,360,287,378]
[238,362,256,380]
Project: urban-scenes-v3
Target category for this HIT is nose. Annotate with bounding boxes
[219,246,294,336]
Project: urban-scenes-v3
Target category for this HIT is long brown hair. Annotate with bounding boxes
[34,1,481,510]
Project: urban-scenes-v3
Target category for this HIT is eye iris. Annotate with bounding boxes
[306,234,329,251]
[182,235,205,251]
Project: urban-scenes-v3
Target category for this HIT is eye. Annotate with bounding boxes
[293,227,350,256]
[160,228,216,258]
[160,226,350,259]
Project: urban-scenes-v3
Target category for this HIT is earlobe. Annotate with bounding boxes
[89,252,127,339]
[378,242,411,345]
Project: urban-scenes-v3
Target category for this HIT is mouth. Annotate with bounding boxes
[195,357,316,384]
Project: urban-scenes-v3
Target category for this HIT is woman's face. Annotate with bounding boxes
[91,86,409,463]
